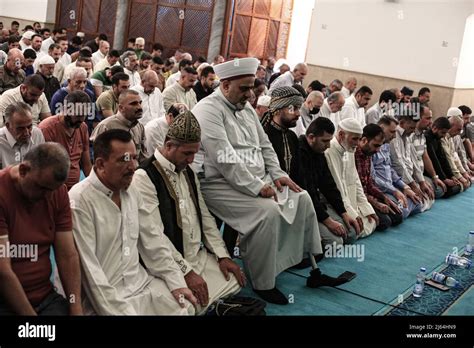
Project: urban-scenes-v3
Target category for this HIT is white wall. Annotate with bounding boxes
[306,0,474,88]
[286,0,316,69]
[455,14,474,88]
[0,0,57,23]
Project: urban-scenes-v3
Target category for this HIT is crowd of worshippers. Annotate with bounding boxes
[1,21,474,316]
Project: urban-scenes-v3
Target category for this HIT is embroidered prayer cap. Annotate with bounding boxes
[213,57,259,80]
[135,37,145,46]
[339,118,363,135]
[37,55,56,66]
[447,107,462,117]
[269,86,305,112]
[257,95,271,107]
[400,86,414,96]
[166,110,201,143]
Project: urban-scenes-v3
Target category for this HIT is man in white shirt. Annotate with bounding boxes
[0,74,51,126]
[145,103,187,154]
[132,111,243,314]
[340,86,373,128]
[70,129,197,315]
[0,101,45,168]
[268,62,308,94]
[340,77,357,98]
[366,90,397,125]
[165,57,193,89]
[92,40,110,66]
[121,51,141,88]
[162,67,198,112]
[131,70,165,125]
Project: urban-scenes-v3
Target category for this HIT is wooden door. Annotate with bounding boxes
[223,0,293,60]
[56,0,118,46]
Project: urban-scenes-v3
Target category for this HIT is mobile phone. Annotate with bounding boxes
[425,279,449,291]
[338,271,357,282]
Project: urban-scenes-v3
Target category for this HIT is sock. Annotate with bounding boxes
[306,268,350,288]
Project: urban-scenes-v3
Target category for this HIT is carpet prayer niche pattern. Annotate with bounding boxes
[387,254,473,316]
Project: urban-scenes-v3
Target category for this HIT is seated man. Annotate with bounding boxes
[131,70,165,126]
[69,129,197,315]
[0,143,82,315]
[0,101,44,168]
[424,116,462,198]
[373,116,423,219]
[325,118,379,238]
[355,124,403,230]
[144,103,187,155]
[292,117,359,246]
[443,111,472,190]
[132,111,243,314]
[390,114,435,212]
[411,105,446,198]
[459,105,474,167]
[91,89,148,163]
[39,91,92,189]
[193,58,339,305]
[0,74,51,126]
[162,66,198,112]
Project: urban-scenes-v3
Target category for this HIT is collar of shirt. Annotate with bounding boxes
[330,137,345,156]
[270,119,288,132]
[154,148,178,174]
[396,125,407,137]
[88,168,115,198]
[115,112,137,128]
[4,127,36,148]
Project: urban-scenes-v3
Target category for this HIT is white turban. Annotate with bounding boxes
[213,57,259,80]
[257,95,271,107]
[339,118,363,134]
[447,107,462,117]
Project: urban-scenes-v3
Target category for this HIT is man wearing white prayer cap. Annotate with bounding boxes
[325,118,378,239]
[36,54,60,104]
[255,95,271,119]
[191,57,348,305]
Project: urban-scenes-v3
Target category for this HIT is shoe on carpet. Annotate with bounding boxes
[253,287,289,305]
[306,268,351,288]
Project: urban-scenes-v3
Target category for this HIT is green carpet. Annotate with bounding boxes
[243,188,474,315]
[444,286,474,315]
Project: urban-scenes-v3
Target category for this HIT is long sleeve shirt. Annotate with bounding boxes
[339,95,366,127]
[192,87,288,197]
[291,135,346,222]
[390,126,422,184]
[425,129,454,180]
[162,82,197,113]
[441,133,465,178]
[131,85,166,126]
[410,129,428,182]
[354,146,386,202]
[69,169,187,315]
[371,143,407,194]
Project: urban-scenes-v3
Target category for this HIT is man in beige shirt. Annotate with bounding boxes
[162,67,198,112]
[91,89,148,163]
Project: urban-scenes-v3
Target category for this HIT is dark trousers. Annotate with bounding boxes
[375,208,403,231]
[0,290,69,316]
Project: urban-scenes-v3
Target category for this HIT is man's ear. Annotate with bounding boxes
[18,163,31,178]
[94,157,105,171]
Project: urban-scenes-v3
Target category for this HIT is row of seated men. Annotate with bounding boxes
[0,57,473,316]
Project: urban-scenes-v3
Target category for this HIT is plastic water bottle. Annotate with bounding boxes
[445,254,472,269]
[431,272,460,288]
[465,231,474,255]
[413,267,426,297]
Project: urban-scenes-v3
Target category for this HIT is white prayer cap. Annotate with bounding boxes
[37,55,55,65]
[135,37,145,45]
[213,57,259,80]
[257,95,271,107]
[447,107,462,117]
[22,31,35,40]
[76,32,85,38]
[339,118,363,134]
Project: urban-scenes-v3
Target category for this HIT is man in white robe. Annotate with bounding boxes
[70,129,197,315]
[132,111,243,314]
[325,118,378,239]
[340,86,373,128]
[192,58,341,305]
